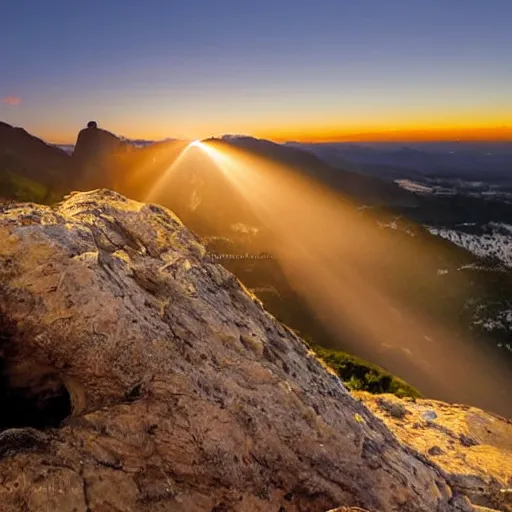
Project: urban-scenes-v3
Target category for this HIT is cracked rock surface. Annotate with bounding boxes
[0,190,478,511]
[357,393,512,512]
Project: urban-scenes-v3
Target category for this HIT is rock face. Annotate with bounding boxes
[0,189,485,511]
[357,393,512,512]
[72,123,126,190]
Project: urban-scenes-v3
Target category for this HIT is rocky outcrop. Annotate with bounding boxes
[72,122,126,190]
[357,393,512,512]
[0,189,489,511]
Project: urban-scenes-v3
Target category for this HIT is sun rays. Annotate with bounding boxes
[139,138,512,410]
[144,140,203,202]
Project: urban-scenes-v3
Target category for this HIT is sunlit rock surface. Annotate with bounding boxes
[0,189,488,511]
[357,393,512,512]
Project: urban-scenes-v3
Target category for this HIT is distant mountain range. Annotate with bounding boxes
[51,135,512,182]
[213,135,418,207]
[287,141,512,181]
[53,136,174,154]
[0,121,417,209]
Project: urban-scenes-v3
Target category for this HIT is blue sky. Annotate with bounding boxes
[1,0,511,141]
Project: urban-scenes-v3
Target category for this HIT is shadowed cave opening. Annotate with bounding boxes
[0,322,72,431]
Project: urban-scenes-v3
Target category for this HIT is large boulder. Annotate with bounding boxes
[0,190,478,511]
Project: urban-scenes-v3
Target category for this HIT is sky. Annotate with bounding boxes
[1,0,511,143]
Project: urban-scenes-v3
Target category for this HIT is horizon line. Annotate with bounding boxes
[3,121,509,146]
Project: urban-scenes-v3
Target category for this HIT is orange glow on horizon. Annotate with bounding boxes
[44,123,512,145]
[261,125,512,143]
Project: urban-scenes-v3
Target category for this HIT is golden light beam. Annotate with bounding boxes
[144,140,201,202]
[121,140,191,189]
[192,140,511,414]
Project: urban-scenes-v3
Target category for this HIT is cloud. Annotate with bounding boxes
[2,96,22,106]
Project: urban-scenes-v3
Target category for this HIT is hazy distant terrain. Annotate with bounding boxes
[53,138,160,155]
[288,141,512,179]
[291,140,512,255]
[286,140,512,355]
